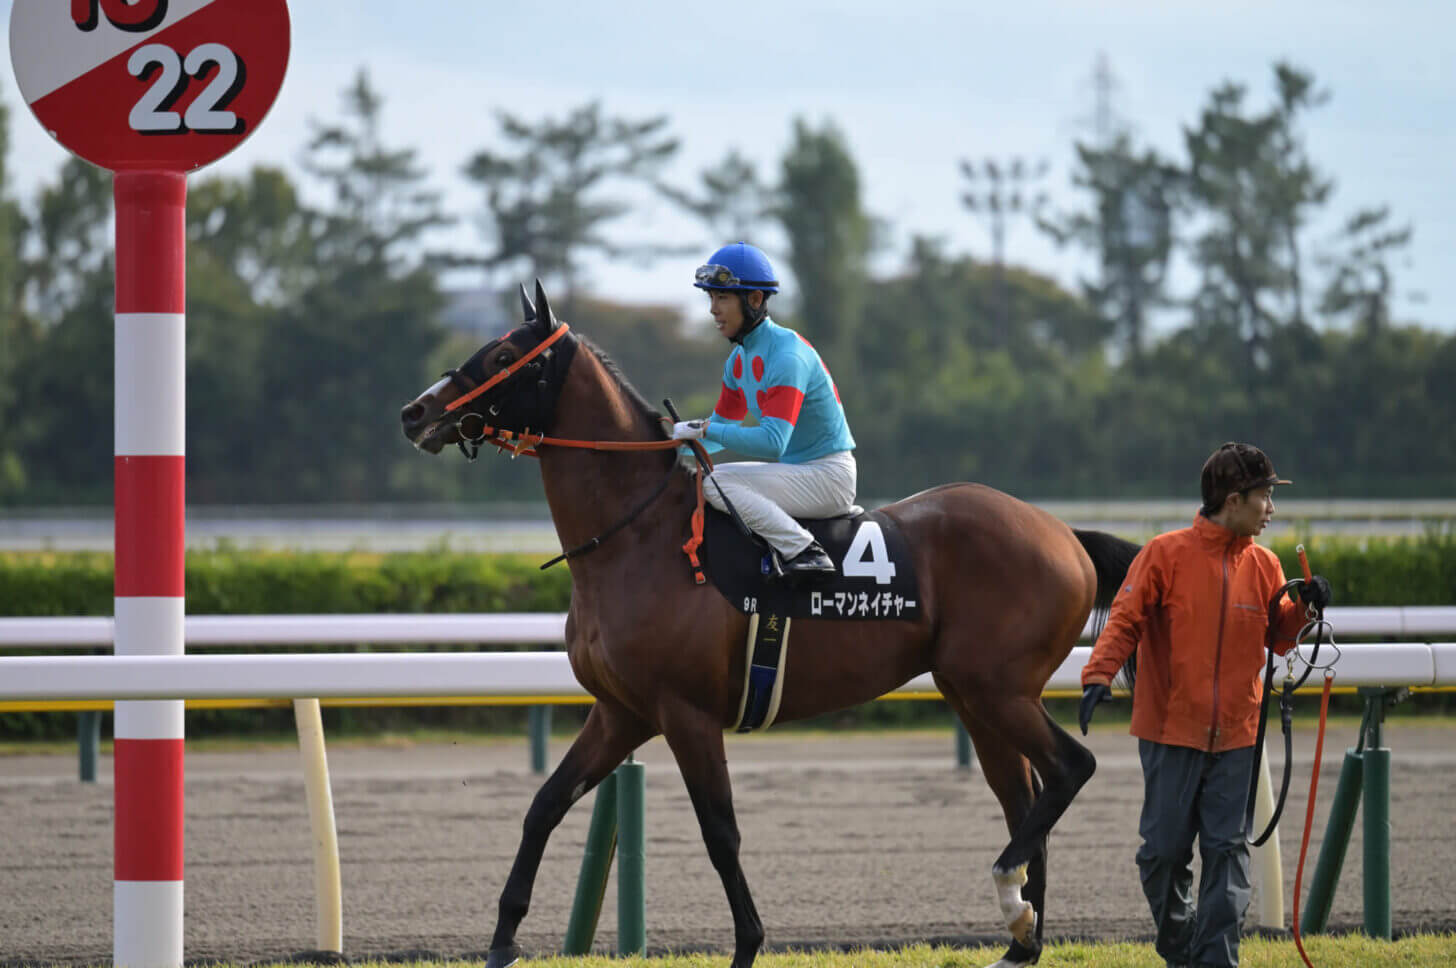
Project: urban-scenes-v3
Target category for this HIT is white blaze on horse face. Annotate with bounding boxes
[423,375,453,403]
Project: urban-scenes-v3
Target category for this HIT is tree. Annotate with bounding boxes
[301,69,453,269]
[184,167,317,501]
[1316,205,1412,337]
[237,70,452,503]
[960,156,1051,347]
[774,119,872,379]
[0,82,31,498]
[1041,134,1179,359]
[658,148,771,246]
[456,101,681,313]
[849,238,1110,498]
[6,159,116,503]
[1182,63,1333,372]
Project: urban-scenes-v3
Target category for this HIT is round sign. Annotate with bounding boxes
[9,0,290,172]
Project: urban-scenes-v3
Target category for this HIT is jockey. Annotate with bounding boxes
[672,242,858,577]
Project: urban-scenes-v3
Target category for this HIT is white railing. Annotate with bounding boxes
[2,605,1453,651]
[2,642,1455,701]
[1,610,1452,958]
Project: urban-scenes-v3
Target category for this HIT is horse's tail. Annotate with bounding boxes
[1073,529,1142,694]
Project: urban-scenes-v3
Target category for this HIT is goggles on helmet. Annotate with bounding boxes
[695,264,742,288]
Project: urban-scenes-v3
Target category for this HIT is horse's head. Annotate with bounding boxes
[400,280,578,455]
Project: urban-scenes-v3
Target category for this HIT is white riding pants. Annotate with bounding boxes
[704,451,857,558]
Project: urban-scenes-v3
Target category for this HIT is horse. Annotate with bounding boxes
[400,281,1141,968]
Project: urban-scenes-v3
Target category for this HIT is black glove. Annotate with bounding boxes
[1299,574,1332,612]
[1078,683,1112,736]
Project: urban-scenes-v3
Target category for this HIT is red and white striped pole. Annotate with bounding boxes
[10,4,288,962]
[112,169,187,967]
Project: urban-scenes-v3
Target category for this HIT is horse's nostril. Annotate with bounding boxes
[402,403,424,425]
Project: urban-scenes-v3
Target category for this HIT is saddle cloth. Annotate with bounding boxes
[700,505,922,620]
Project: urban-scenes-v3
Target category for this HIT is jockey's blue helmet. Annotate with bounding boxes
[693,242,779,294]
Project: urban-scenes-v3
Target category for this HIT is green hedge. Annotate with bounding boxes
[1,533,1452,739]
[3,532,1452,616]
[0,549,573,739]
[0,548,573,616]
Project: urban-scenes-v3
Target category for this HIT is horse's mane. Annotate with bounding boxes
[577,335,669,438]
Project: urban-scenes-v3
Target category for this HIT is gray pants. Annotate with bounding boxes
[1137,739,1255,968]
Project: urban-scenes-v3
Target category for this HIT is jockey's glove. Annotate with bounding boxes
[671,420,706,441]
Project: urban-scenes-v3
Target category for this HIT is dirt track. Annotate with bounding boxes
[3,722,1454,965]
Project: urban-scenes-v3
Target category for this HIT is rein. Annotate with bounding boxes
[536,459,682,571]
[455,425,686,462]
[449,391,711,574]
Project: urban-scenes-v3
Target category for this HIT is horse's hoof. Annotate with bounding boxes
[983,956,1034,968]
[484,944,522,968]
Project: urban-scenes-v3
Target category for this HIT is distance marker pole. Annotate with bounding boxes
[112,169,187,968]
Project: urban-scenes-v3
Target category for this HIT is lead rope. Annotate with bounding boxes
[1292,668,1335,968]
[1290,544,1333,968]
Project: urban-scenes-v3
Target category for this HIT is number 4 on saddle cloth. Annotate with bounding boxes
[699,506,922,621]
[699,505,923,733]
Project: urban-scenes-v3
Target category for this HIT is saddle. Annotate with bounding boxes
[699,506,922,621]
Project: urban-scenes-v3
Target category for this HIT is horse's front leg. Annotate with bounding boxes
[485,701,655,968]
[660,703,764,968]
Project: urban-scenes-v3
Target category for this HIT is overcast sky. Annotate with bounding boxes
[4,0,1452,334]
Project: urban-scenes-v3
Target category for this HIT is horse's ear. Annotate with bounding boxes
[534,278,559,333]
[518,283,537,323]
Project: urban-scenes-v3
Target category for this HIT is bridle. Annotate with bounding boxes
[445,321,572,416]
[436,323,712,575]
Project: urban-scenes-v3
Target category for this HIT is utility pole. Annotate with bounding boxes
[959,156,1049,346]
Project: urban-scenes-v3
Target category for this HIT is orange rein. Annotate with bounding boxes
[470,423,711,582]
[1290,541,1325,968]
[1291,669,1333,968]
[461,425,687,460]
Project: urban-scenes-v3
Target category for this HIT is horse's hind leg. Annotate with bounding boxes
[659,701,764,968]
[485,701,655,968]
[941,682,1096,965]
[983,701,1095,875]
[946,694,1043,967]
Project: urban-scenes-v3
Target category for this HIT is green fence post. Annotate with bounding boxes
[77,710,100,783]
[1301,748,1364,934]
[1360,688,1392,939]
[1361,745,1392,939]
[528,705,551,775]
[954,718,972,771]
[616,756,646,956]
[563,771,619,955]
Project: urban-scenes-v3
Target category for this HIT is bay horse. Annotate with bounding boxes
[400,281,1140,968]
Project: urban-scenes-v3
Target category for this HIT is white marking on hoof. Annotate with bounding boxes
[992,862,1037,945]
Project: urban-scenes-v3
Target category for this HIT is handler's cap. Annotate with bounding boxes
[1200,442,1292,512]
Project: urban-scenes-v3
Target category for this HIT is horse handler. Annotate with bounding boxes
[1078,442,1332,968]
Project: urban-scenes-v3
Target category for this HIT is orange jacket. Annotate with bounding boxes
[1081,514,1309,752]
